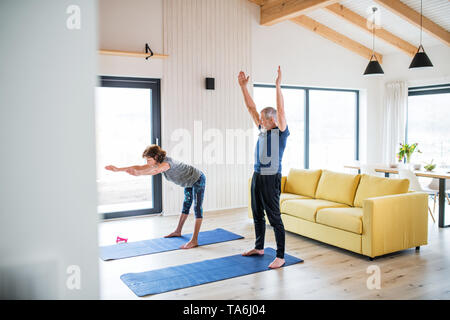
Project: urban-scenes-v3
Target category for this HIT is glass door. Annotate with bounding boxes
[95,76,161,219]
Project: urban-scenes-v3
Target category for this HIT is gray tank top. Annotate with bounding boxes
[162,157,202,187]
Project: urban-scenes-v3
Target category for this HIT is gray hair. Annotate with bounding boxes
[261,107,277,120]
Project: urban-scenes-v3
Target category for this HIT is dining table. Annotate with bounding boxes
[344,162,450,228]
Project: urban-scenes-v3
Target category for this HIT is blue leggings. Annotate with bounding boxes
[181,173,206,218]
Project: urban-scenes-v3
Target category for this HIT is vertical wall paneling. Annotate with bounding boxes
[162,0,253,215]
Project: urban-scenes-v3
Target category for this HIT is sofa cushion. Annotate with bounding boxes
[280,193,310,206]
[316,207,364,235]
[281,199,349,222]
[315,170,361,206]
[284,169,322,198]
[353,174,410,207]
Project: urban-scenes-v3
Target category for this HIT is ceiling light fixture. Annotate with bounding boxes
[364,7,384,76]
[409,0,433,69]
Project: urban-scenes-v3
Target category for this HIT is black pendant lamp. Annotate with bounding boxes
[364,7,384,76]
[409,0,433,69]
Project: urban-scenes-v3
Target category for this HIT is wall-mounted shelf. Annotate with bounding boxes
[99,49,168,59]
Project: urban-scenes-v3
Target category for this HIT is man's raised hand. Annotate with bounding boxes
[238,71,250,87]
[275,65,282,87]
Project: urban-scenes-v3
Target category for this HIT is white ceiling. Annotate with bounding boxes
[304,0,450,55]
[401,0,450,31]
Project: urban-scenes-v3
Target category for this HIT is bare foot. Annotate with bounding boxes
[164,231,181,238]
[180,240,198,249]
[242,248,264,256]
[268,257,285,269]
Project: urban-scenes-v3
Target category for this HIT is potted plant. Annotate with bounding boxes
[397,142,421,164]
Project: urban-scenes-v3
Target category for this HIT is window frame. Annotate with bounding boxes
[97,76,162,220]
[253,84,360,169]
[406,83,450,145]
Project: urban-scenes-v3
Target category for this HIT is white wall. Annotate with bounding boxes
[0,0,99,299]
[98,0,164,77]
[250,4,383,163]
[98,0,449,215]
[382,44,450,86]
[250,4,450,165]
[98,0,254,214]
[378,44,450,163]
[162,0,254,214]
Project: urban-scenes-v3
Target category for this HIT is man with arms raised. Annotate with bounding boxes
[238,66,289,269]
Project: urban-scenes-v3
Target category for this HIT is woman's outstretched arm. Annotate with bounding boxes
[105,162,169,176]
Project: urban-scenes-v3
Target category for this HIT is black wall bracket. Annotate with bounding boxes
[145,43,154,60]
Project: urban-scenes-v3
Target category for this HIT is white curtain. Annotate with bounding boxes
[382,81,408,164]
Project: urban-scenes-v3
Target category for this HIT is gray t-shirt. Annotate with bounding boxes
[162,157,202,187]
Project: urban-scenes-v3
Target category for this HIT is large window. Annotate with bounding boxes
[254,85,359,173]
[309,90,358,170]
[407,84,450,167]
[253,86,305,175]
[96,76,162,219]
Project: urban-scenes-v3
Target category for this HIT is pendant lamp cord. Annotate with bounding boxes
[420,0,423,48]
[372,7,376,60]
[372,23,375,58]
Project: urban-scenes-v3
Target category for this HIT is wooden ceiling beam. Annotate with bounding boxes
[325,3,417,57]
[248,0,267,6]
[291,15,383,63]
[248,0,385,62]
[374,0,450,46]
[260,0,339,26]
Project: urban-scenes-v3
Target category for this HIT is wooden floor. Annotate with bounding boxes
[98,206,450,300]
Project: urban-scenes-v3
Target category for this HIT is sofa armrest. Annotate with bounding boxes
[362,192,428,258]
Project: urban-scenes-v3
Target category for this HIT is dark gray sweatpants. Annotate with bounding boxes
[250,171,285,259]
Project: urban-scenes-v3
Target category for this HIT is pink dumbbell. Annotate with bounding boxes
[116,236,128,244]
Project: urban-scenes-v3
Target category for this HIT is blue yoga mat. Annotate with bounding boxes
[99,228,244,261]
[120,248,303,296]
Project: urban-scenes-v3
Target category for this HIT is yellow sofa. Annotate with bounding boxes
[248,169,428,259]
